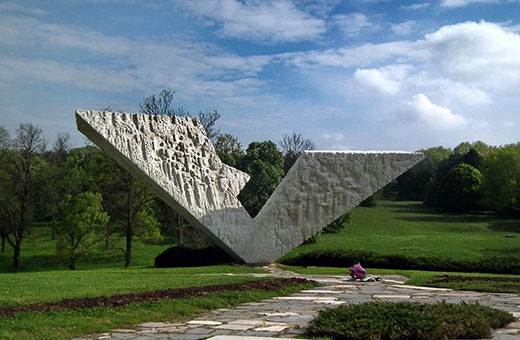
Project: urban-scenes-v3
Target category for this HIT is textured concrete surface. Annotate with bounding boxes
[76,110,424,264]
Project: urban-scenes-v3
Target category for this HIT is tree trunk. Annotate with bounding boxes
[13,241,21,269]
[176,213,184,245]
[125,228,132,268]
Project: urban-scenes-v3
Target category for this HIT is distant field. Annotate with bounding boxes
[283,201,519,262]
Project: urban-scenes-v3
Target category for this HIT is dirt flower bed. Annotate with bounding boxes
[0,277,311,317]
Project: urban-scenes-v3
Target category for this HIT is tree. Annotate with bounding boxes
[238,141,284,217]
[214,133,244,167]
[0,126,11,252]
[42,133,72,239]
[198,109,221,142]
[0,124,46,268]
[424,146,486,207]
[435,163,483,211]
[0,126,10,148]
[280,132,315,174]
[56,192,109,270]
[101,161,160,267]
[481,143,520,216]
[384,146,451,201]
[139,89,186,117]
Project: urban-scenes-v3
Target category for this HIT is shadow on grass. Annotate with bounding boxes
[488,220,519,234]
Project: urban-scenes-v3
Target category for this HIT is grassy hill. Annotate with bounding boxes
[281,201,519,271]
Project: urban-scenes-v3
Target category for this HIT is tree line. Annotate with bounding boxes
[0,90,315,270]
[384,141,520,215]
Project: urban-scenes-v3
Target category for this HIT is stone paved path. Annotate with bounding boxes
[78,266,520,340]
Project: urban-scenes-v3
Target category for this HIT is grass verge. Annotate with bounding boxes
[0,281,317,340]
[0,265,267,307]
[308,301,515,340]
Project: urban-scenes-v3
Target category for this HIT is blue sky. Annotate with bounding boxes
[1,0,519,151]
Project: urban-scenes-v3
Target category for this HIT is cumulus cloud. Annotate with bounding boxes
[422,21,520,88]
[403,93,468,129]
[175,0,326,42]
[352,65,413,95]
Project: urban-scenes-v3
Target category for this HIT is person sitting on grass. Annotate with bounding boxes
[349,260,366,280]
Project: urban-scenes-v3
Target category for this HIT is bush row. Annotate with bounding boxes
[279,249,520,274]
[155,245,234,267]
[308,301,515,340]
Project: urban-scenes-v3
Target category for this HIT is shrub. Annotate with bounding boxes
[323,212,352,234]
[279,250,520,275]
[308,302,515,340]
[154,245,234,267]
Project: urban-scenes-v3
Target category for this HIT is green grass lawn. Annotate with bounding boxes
[282,201,519,262]
[0,265,268,307]
[0,281,315,340]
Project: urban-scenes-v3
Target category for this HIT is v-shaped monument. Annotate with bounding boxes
[76,110,423,264]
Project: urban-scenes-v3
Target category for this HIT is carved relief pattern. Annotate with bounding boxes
[76,110,423,264]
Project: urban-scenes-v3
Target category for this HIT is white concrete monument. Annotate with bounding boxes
[76,110,423,264]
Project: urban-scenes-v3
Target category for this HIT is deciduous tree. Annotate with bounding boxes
[280,132,315,174]
[56,192,109,270]
[481,143,520,216]
[0,123,46,268]
[238,141,284,217]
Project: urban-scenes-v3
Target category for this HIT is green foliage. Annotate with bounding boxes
[154,246,234,267]
[303,232,321,244]
[308,301,515,340]
[238,141,284,217]
[481,143,520,216]
[383,146,451,201]
[323,211,352,233]
[214,133,245,167]
[435,163,483,211]
[360,194,378,207]
[56,192,109,270]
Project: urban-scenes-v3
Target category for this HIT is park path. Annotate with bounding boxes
[78,265,520,340]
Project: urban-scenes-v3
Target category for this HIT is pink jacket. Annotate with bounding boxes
[350,263,366,279]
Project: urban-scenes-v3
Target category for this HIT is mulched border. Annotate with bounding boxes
[0,277,311,317]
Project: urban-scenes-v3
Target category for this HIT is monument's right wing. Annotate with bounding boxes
[248,151,424,263]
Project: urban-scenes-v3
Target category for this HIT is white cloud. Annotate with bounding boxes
[0,2,48,16]
[440,0,499,7]
[400,3,431,10]
[352,65,412,95]
[175,0,326,42]
[0,10,273,99]
[403,93,467,129]
[423,21,520,88]
[390,20,416,35]
[333,13,377,36]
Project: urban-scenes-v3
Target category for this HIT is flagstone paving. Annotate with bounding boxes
[78,266,520,339]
